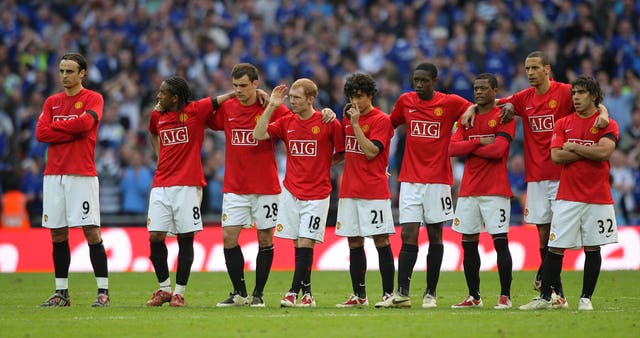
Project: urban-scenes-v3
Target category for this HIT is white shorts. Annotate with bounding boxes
[147,186,203,234]
[549,200,618,249]
[524,180,558,224]
[42,175,101,228]
[398,182,453,225]
[221,193,279,230]
[274,187,330,243]
[335,198,395,237]
[452,196,510,235]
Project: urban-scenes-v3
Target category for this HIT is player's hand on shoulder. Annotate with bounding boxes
[499,103,515,123]
[460,104,477,128]
[257,89,270,107]
[321,107,336,123]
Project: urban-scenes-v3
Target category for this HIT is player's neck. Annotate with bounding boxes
[476,103,495,115]
[576,107,597,118]
[65,84,83,96]
[239,95,257,107]
[534,79,551,95]
[297,107,314,120]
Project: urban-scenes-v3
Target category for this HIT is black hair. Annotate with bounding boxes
[344,73,377,98]
[164,76,192,111]
[414,62,438,79]
[61,52,87,72]
[571,75,604,107]
[475,73,498,89]
[526,51,550,66]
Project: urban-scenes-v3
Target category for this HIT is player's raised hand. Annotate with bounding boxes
[269,84,288,107]
[348,102,361,125]
[499,102,515,123]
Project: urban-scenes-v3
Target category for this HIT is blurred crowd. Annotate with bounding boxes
[2,0,640,226]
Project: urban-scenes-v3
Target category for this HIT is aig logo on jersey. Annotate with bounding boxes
[410,120,440,138]
[53,115,78,122]
[568,139,595,146]
[231,129,258,146]
[528,114,554,133]
[345,136,363,154]
[289,140,317,156]
[160,126,189,145]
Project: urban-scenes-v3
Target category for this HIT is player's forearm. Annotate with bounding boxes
[472,137,510,159]
[35,124,76,143]
[570,143,615,162]
[448,139,480,157]
[253,104,275,140]
[551,148,582,164]
[352,124,379,160]
[50,111,98,134]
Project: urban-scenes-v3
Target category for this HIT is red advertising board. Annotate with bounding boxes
[1,226,639,272]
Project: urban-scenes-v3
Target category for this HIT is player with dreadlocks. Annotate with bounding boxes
[144,76,233,307]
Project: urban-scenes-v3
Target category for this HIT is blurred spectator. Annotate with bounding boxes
[610,150,636,224]
[120,146,153,215]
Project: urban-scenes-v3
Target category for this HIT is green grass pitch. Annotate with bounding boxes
[1,270,639,337]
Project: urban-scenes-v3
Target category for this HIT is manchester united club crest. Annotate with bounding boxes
[312,126,320,134]
[549,232,556,241]
[222,213,227,222]
[362,125,369,133]
[44,214,48,223]
[147,217,151,226]
[453,218,460,226]
[488,119,497,127]
[277,223,283,232]
[434,107,443,117]
[524,208,529,216]
[179,113,188,122]
[336,221,341,230]
[74,101,83,109]
[590,127,598,134]
[549,100,557,108]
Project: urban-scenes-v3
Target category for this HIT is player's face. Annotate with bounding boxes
[473,79,496,107]
[288,86,312,115]
[157,82,178,111]
[232,75,258,105]
[348,91,373,113]
[524,57,550,88]
[412,69,436,100]
[58,60,85,90]
[571,85,596,114]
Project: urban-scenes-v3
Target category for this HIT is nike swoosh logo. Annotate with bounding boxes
[497,224,505,228]
[392,299,410,304]
[159,121,168,125]
[288,130,295,133]
[444,210,453,215]
[409,109,417,113]
[228,118,235,121]
[52,106,61,110]
[525,107,534,110]
[81,216,89,220]
[565,129,573,133]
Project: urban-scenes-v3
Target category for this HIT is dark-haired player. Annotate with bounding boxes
[376,62,472,308]
[520,75,618,311]
[144,76,234,307]
[449,73,516,310]
[36,52,110,307]
[334,73,395,308]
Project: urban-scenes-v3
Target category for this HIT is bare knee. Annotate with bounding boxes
[82,225,102,244]
[257,228,274,247]
[401,223,420,245]
[222,226,242,248]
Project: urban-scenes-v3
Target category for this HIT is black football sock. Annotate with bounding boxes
[425,243,444,296]
[176,236,194,286]
[541,251,563,301]
[53,240,71,279]
[89,240,109,278]
[376,244,395,296]
[149,240,169,283]
[254,245,274,297]
[302,248,314,295]
[224,245,247,297]
[349,246,367,298]
[462,241,480,300]
[494,237,512,297]
[292,247,312,294]
[397,244,418,295]
[581,250,602,299]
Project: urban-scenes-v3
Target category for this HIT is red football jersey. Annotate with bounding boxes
[208,99,290,194]
[390,91,472,185]
[36,88,104,176]
[499,80,573,182]
[149,98,214,187]
[451,107,515,197]
[551,112,619,204]
[340,107,394,199]
[267,111,345,200]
